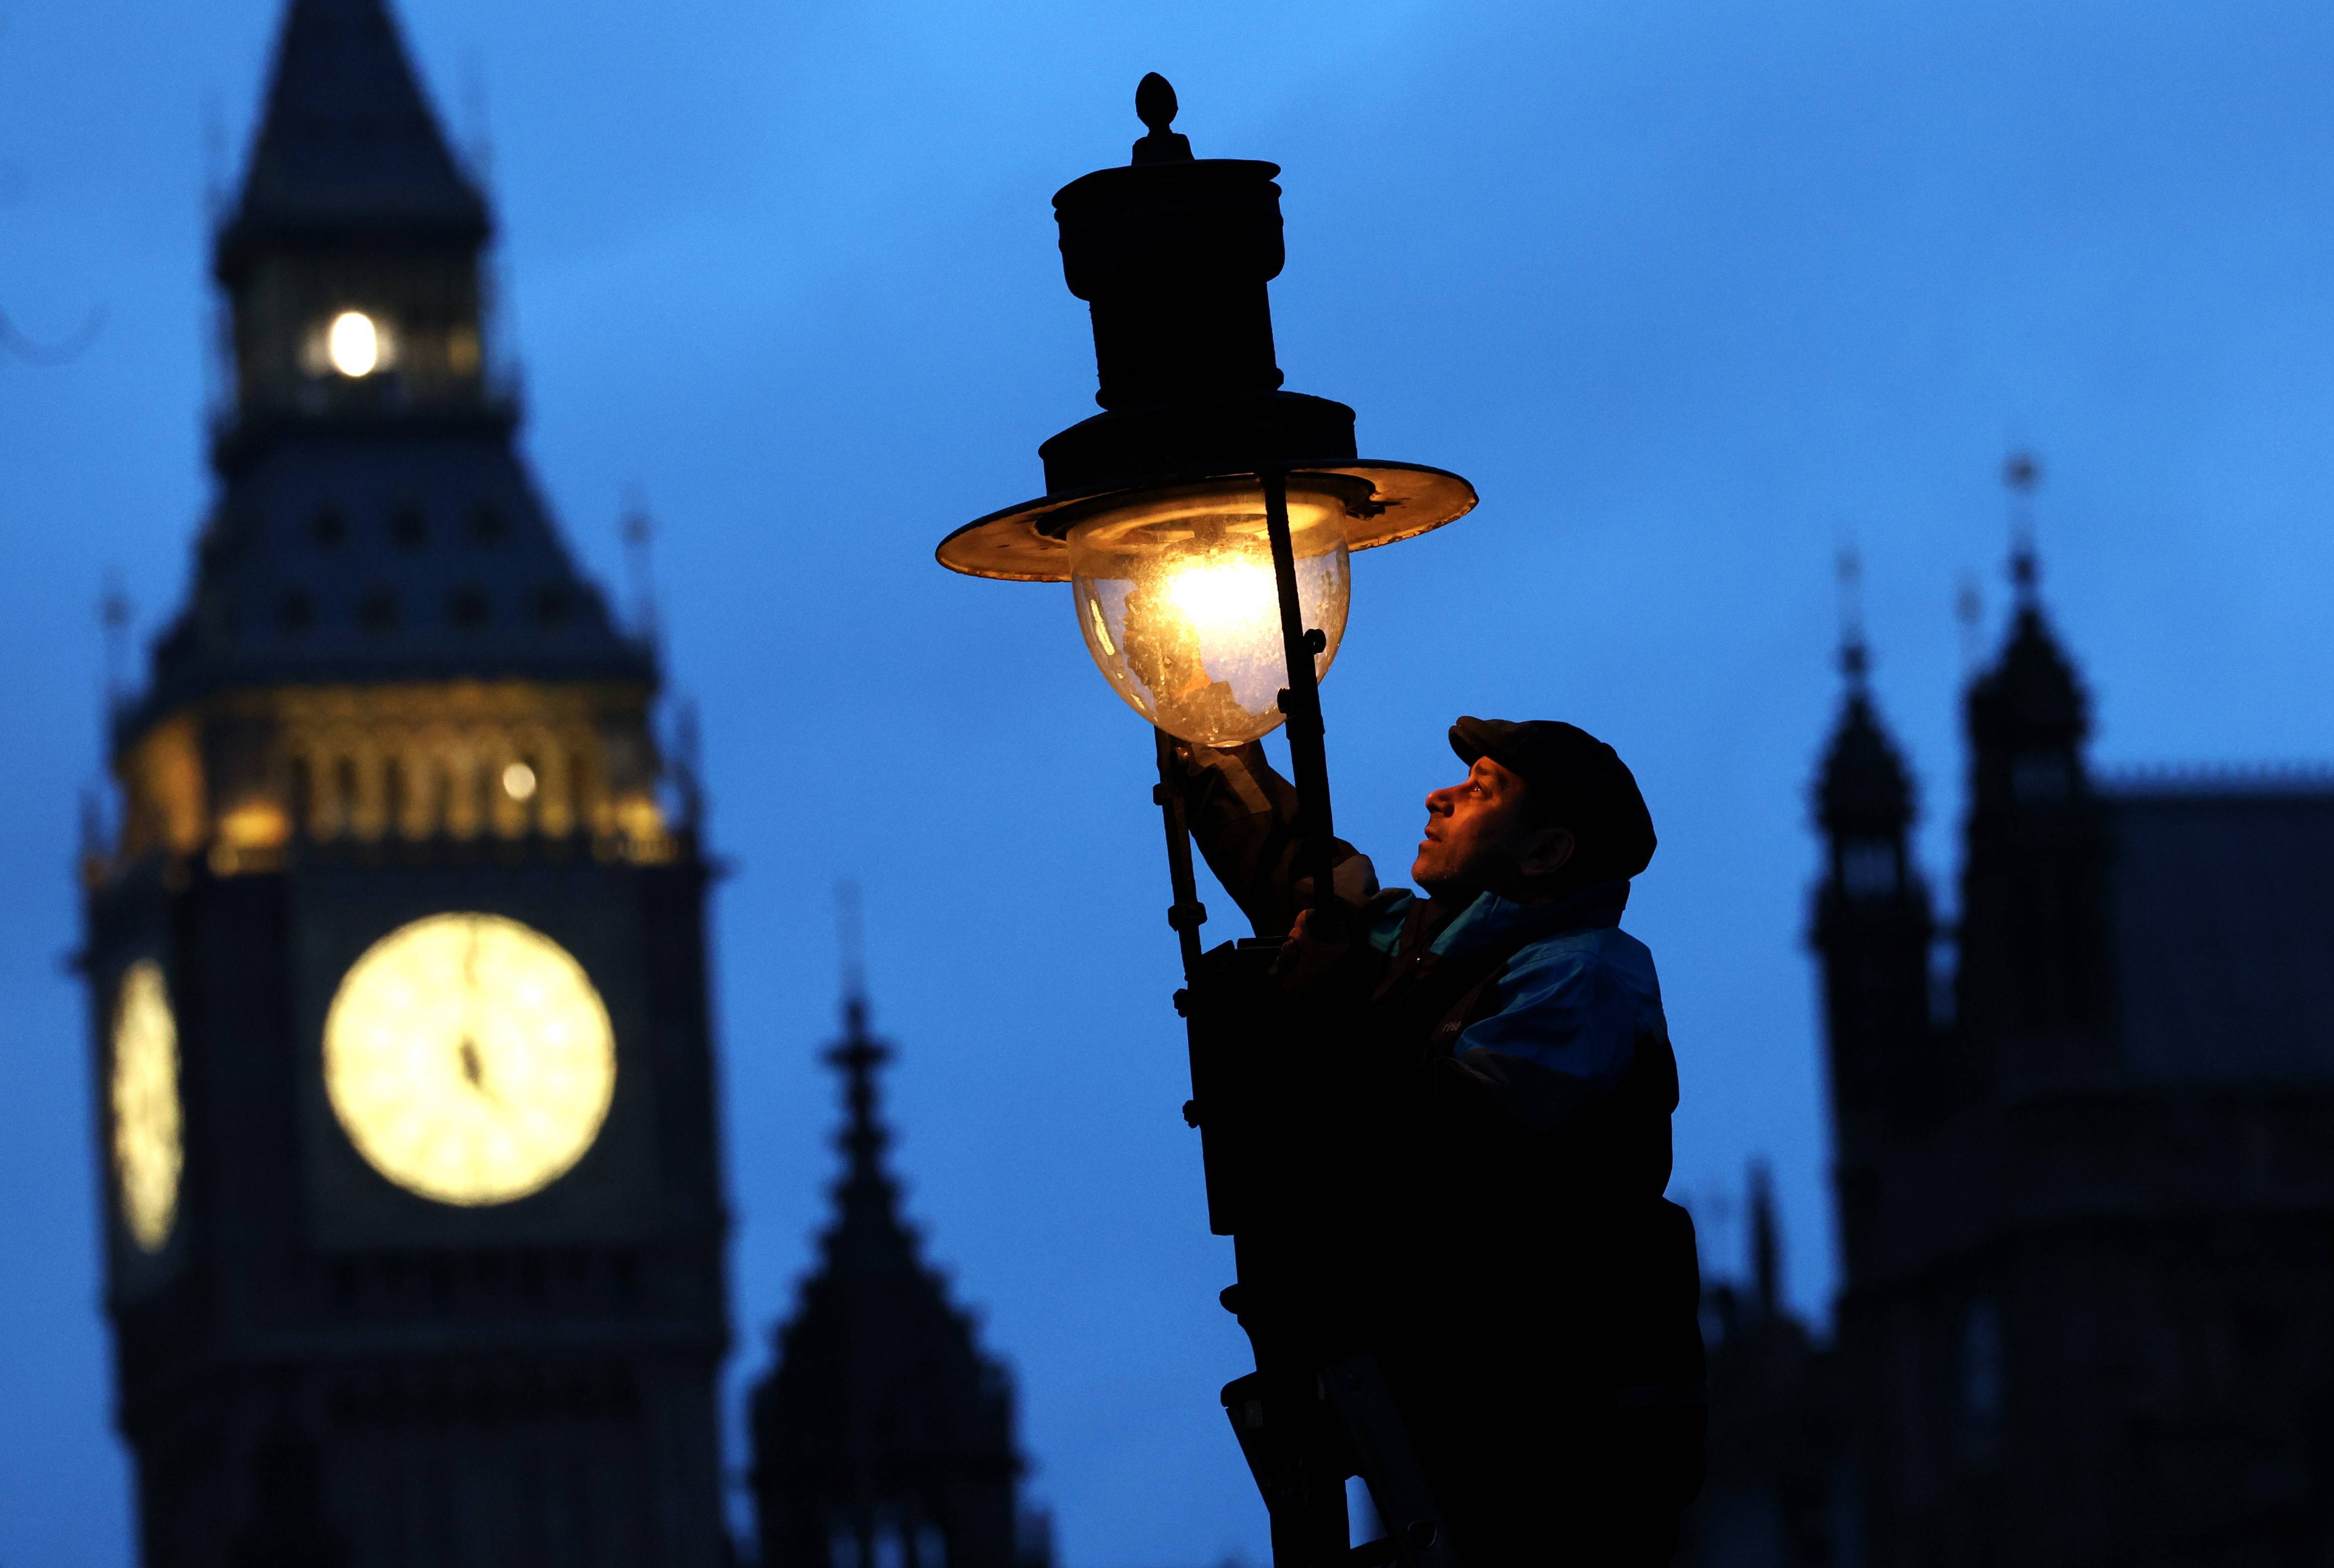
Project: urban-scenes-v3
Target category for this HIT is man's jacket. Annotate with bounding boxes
[1172,739,1703,1396]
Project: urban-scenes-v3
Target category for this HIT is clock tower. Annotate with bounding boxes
[80,1,731,1564]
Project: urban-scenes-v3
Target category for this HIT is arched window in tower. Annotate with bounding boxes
[448,586,490,630]
[382,756,407,837]
[287,754,314,837]
[334,756,361,837]
[447,326,481,377]
[390,505,428,552]
[323,310,388,377]
[358,587,398,633]
[569,748,595,832]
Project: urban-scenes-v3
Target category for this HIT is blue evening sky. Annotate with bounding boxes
[4,1,2333,1563]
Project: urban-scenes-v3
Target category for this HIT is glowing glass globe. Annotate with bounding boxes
[1065,476,1358,745]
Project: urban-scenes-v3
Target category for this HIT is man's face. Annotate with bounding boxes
[1411,756,1575,902]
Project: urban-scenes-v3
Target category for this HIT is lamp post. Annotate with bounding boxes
[937,77,1476,1568]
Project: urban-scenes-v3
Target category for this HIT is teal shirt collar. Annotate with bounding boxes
[1428,878,1632,958]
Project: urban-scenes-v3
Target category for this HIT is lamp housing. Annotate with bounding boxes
[936,75,1474,743]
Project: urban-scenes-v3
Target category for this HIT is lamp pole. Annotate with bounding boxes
[1260,470,1340,911]
[937,76,1478,1568]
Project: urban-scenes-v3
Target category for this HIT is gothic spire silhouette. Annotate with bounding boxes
[1816,568,1913,851]
[749,934,1049,1568]
[1955,451,2115,1057]
[1969,450,2089,808]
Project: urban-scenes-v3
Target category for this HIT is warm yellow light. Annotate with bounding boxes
[217,799,290,849]
[327,310,380,377]
[502,761,538,801]
[323,913,615,1206]
[1066,476,1358,745]
[110,960,182,1252]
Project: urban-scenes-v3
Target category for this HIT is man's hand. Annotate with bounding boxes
[1272,906,1358,998]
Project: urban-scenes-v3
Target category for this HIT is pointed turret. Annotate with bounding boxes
[1809,587,1937,1289]
[1954,455,2116,1080]
[1818,646,1916,874]
[749,981,1051,1568]
[210,0,501,451]
[217,0,487,261]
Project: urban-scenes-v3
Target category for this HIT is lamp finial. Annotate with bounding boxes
[1131,74,1192,165]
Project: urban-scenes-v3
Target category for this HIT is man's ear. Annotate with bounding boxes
[1520,826,1576,881]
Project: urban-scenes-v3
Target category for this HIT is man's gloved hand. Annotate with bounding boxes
[1271,905,1362,998]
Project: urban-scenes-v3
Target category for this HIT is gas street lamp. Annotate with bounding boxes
[937,77,1476,1568]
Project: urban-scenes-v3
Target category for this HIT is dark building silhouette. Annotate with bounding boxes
[1694,502,2334,1566]
[79,0,729,1562]
[750,983,1051,1568]
[1676,1167,1843,1568]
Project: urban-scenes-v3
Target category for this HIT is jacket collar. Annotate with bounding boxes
[1427,878,1632,959]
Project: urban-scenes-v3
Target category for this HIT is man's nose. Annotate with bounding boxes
[1423,786,1455,817]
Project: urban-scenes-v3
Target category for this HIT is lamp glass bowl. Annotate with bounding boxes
[1065,476,1361,746]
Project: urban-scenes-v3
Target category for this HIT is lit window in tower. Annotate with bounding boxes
[327,311,380,377]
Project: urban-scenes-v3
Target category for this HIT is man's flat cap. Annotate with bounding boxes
[1449,716,1657,879]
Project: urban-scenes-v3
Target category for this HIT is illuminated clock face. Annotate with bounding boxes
[111,960,184,1253]
[323,914,615,1206]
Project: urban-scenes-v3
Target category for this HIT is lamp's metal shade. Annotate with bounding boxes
[938,75,1475,583]
[937,461,1476,583]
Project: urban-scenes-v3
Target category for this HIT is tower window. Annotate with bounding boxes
[311,506,347,548]
[383,758,407,831]
[326,310,381,377]
[467,504,508,545]
[447,587,491,630]
[358,588,398,633]
[533,586,571,626]
[390,506,428,551]
[448,328,482,375]
[287,756,314,832]
[278,590,315,634]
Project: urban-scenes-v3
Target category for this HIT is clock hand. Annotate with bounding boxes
[454,921,502,1103]
[456,1033,505,1106]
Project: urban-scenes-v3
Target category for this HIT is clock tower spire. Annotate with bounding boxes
[213,0,494,443]
[81,2,732,1564]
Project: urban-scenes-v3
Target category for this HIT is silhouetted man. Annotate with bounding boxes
[1174,717,1706,1566]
